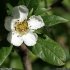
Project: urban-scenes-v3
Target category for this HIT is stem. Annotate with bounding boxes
[19,43,32,70]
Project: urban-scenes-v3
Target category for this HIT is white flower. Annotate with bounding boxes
[5,5,45,46]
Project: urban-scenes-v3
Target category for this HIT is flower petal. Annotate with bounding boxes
[12,5,28,21]
[22,32,38,46]
[5,17,12,31]
[7,32,23,46]
[28,15,45,31]
[5,17,19,31]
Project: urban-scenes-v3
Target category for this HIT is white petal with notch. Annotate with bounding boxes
[12,5,28,21]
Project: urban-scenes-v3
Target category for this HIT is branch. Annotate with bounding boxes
[19,43,32,70]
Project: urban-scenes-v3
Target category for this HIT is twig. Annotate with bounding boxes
[19,43,32,70]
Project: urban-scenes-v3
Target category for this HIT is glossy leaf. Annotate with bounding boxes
[32,35,67,66]
[34,7,68,26]
[42,14,69,26]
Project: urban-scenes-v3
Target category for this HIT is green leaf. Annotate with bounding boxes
[23,0,39,11]
[35,27,44,34]
[28,8,33,17]
[32,35,66,66]
[10,51,23,70]
[34,7,48,16]
[52,8,70,20]
[42,14,69,26]
[34,7,68,26]
[28,50,37,62]
[34,6,52,15]
[0,45,13,65]
[38,0,45,8]
[6,3,13,15]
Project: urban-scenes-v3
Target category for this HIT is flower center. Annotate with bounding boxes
[15,20,28,35]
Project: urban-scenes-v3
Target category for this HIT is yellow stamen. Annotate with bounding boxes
[15,20,28,35]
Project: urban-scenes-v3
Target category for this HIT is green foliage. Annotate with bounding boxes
[52,8,70,21]
[23,0,39,11]
[0,45,13,66]
[46,0,55,7]
[32,35,67,66]
[0,0,70,69]
[34,7,69,26]
[6,3,13,15]
[34,7,48,16]
[42,14,69,26]
[10,51,23,69]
